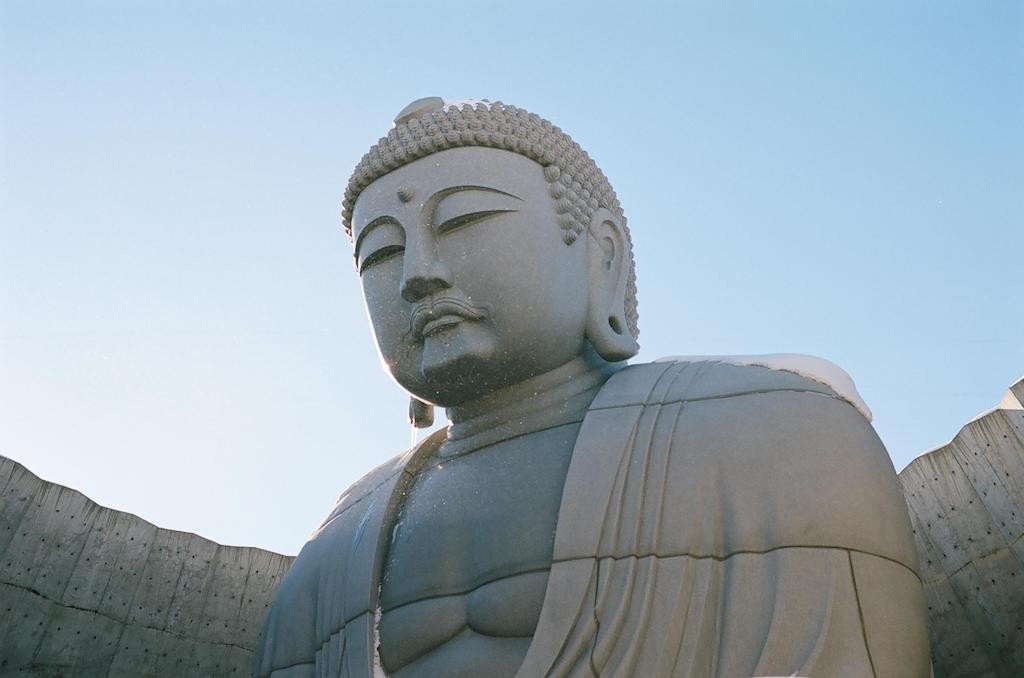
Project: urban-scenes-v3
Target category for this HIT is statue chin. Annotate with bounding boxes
[412,326,503,406]
[417,358,494,407]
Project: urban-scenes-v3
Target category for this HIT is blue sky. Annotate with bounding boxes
[2,1,1021,555]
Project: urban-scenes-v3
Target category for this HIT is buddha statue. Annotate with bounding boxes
[254,98,930,677]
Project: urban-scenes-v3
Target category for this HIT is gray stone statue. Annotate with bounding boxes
[254,98,930,677]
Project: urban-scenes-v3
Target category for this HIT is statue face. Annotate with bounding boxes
[351,147,589,406]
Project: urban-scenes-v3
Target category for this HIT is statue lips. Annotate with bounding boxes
[409,298,489,341]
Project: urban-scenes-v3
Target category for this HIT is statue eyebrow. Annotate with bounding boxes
[429,184,523,206]
[353,216,402,262]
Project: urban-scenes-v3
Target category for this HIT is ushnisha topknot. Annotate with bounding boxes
[343,97,638,339]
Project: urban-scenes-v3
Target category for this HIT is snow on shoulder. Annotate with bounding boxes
[655,354,872,422]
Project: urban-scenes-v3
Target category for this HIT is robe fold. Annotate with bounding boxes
[254,358,930,678]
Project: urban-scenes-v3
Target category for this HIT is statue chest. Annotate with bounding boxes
[376,422,578,677]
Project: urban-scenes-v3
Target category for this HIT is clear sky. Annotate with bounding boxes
[2,1,1021,556]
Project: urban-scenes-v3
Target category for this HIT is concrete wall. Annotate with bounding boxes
[899,378,1024,678]
[0,456,293,677]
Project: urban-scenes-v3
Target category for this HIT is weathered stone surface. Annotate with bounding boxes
[0,455,293,677]
[900,377,1024,677]
[257,98,931,678]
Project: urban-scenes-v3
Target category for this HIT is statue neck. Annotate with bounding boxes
[438,348,624,458]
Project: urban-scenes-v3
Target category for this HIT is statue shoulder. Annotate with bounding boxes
[664,353,871,418]
[255,458,403,676]
[587,355,917,567]
[255,430,446,676]
[592,354,869,417]
[319,450,411,529]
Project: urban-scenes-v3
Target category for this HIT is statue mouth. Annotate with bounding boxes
[409,298,489,341]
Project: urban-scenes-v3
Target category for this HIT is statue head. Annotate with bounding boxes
[344,98,639,406]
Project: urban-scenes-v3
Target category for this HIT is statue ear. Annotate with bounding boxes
[585,208,639,362]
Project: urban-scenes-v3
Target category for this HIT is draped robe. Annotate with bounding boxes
[254,358,930,678]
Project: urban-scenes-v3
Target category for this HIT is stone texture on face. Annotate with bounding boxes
[351,147,590,407]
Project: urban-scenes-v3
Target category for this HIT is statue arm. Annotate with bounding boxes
[514,361,933,676]
[801,394,931,674]
[529,370,931,675]
[253,449,421,678]
[252,541,318,678]
[702,388,931,675]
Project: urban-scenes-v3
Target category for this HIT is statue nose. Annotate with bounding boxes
[400,259,454,302]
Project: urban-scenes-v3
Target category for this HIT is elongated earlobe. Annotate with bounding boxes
[409,397,434,428]
[586,209,639,362]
